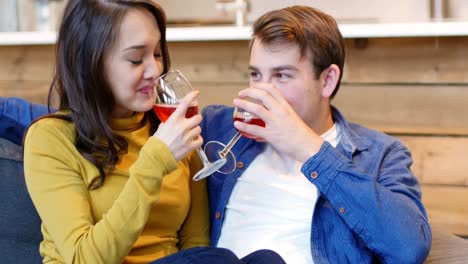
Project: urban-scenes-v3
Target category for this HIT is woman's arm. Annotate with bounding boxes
[177,151,210,250]
[24,119,177,263]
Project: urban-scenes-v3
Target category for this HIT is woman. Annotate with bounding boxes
[23,1,285,264]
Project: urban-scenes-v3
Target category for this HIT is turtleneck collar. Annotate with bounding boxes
[109,112,145,131]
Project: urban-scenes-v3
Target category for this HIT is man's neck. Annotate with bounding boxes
[307,105,335,135]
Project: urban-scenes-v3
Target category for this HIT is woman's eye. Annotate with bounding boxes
[154,53,162,58]
[129,59,142,65]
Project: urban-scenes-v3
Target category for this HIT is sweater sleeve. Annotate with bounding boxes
[23,120,177,264]
[177,152,210,249]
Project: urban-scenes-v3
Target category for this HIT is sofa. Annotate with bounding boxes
[1,96,467,263]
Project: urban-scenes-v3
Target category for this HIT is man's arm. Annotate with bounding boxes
[303,141,431,263]
[0,97,50,144]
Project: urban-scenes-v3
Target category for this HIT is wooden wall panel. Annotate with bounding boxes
[0,45,55,81]
[169,41,251,84]
[396,135,468,186]
[334,84,468,135]
[0,80,50,104]
[345,37,468,84]
[421,185,468,236]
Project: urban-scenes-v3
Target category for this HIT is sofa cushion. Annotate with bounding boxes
[0,137,42,263]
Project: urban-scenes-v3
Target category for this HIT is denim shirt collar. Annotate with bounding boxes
[331,105,370,159]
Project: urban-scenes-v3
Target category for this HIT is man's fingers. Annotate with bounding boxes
[234,120,265,140]
[238,87,278,112]
[233,98,270,123]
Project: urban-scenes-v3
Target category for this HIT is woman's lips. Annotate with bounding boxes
[138,86,153,95]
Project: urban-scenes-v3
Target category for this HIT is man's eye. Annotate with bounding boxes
[275,73,290,80]
[250,71,261,81]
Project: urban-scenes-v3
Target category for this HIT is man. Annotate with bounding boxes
[201,6,431,263]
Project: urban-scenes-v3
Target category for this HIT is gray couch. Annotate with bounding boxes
[0,97,467,263]
[0,137,42,263]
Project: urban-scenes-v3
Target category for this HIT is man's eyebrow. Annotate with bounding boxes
[272,65,298,71]
[248,65,259,71]
[248,65,299,71]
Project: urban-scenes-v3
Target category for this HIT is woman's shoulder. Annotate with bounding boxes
[26,112,76,143]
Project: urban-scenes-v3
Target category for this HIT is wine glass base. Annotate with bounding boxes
[204,141,237,174]
[192,158,226,181]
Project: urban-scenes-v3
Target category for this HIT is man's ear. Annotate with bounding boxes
[321,64,340,98]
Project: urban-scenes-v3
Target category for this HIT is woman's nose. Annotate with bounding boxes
[143,60,162,80]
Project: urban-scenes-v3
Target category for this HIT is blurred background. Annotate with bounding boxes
[1,0,468,32]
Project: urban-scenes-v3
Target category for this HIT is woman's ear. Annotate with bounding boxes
[321,64,340,98]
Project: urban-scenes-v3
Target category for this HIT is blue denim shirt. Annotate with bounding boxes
[201,105,431,264]
[0,97,50,145]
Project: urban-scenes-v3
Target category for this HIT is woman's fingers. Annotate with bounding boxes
[152,90,203,161]
[170,90,199,120]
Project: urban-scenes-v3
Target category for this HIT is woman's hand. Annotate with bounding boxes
[153,91,203,161]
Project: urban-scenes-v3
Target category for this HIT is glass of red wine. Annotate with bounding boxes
[154,70,226,181]
[204,98,266,174]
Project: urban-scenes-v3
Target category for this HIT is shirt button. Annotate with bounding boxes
[215,212,221,219]
[339,207,345,214]
[310,171,318,179]
[237,161,244,169]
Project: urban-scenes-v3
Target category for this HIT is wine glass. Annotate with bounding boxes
[153,70,226,181]
[204,98,266,174]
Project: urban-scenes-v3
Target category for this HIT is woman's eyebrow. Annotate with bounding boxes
[122,45,146,52]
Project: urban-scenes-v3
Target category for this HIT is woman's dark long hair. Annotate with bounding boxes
[48,0,170,188]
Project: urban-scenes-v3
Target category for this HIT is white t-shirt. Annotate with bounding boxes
[217,123,341,264]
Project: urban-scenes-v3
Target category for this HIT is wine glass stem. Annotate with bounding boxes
[219,132,242,158]
[196,147,211,166]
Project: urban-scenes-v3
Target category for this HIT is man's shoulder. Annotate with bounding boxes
[0,97,50,145]
[346,121,405,150]
[0,97,49,125]
[200,105,236,140]
[201,105,234,125]
[202,104,233,117]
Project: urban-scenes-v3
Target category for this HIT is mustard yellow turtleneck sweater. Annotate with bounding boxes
[23,112,209,264]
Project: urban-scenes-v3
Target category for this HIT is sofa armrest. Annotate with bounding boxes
[425,224,468,263]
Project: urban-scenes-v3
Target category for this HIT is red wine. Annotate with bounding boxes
[234,117,266,141]
[153,104,198,122]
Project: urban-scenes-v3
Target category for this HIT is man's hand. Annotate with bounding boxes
[233,84,324,163]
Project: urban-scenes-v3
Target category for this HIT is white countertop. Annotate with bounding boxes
[2,21,468,46]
